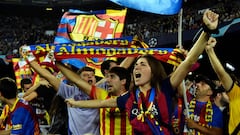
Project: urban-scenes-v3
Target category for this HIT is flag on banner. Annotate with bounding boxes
[109,0,182,15]
[54,8,127,77]
[13,54,59,89]
[54,8,127,43]
[12,58,35,89]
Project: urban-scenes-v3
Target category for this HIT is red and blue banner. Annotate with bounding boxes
[54,8,127,76]
[54,8,127,43]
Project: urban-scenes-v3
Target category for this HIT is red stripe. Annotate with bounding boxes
[57,23,67,29]
[76,17,84,34]
[102,108,106,135]
[56,33,70,40]
[120,111,126,135]
[110,108,115,135]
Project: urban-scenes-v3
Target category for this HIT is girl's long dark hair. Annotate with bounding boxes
[48,95,68,134]
[133,54,168,91]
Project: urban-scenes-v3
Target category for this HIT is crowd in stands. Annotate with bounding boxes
[125,0,240,39]
[0,15,57,55]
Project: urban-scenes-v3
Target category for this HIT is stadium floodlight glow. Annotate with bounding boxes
[46,8,53,11]
[226,62,235,71]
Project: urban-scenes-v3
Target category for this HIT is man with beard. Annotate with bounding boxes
[212,85,229,135]
[184,74,224,135]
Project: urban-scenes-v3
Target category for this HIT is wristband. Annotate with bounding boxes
[202,24,219,34]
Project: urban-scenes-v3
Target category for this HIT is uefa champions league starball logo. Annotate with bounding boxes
[148,38,157,47]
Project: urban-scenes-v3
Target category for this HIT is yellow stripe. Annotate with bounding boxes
[83,17,96,35]
[169,55,178,60]
[115,23,124,33]
[10,98,19,112]
[73,15,85,34]
[83,17,93,35]
[106,8,127,16]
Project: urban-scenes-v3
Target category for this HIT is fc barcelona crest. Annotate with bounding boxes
[70,15,119,42]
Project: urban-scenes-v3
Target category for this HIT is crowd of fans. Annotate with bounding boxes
[125,0,240,39]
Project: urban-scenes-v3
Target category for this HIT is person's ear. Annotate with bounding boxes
[121,79,126,86]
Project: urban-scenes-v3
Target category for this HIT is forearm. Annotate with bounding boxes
[23,82,40,97]
[96,78,106,87]
[186,32,209,64]
[29,60,51,80]
[193,124,222,135]
[0,129,11,135]
[69,98,117,108]
[29,60,60,91]
[56,61,92,95]
[206,48,233,90]
[119,57,135,69]
[171,32,209,88]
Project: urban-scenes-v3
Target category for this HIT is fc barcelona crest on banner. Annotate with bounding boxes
[70,15,119,41]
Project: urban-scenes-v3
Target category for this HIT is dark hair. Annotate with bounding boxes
[212,85,225,98]
[109,67,131,90]
[0,77,17,99]
[77,66,95,75]
[101,60,118,76]
[20,78,32,88]
[135,54,167,89]
[48,95,68,134]
[195,74,216,91]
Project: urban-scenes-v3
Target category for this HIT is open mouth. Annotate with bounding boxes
[135,73,141,78]
[107,84,113,91]
[88,80,93,84]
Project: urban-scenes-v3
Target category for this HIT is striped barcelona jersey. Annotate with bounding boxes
[91,86,133,135]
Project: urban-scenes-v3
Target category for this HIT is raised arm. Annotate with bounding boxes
[96,57,135,86]
[205,37,233,91]
[170,9,219,89]
[119,57,135,69]
[23,79,51,98]
[28,60,61,91]
[55,61,92,95]
[19,46,61,91]
[65,98,117,108]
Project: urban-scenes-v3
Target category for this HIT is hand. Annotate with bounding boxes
[176,44,189,56]
[203,9,219,30]
[205,37,217,51]
[65,98,77,107]
[43,50,55,63]
[19,45,30,58]
[185,118,197,129]
[19,45,36,62]
[39,79,52,88]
